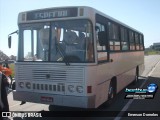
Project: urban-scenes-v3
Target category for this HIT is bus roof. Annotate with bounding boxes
[18,6,143,34]
[92,7,143,34]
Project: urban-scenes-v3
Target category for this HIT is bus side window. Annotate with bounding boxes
[108,22,120,51]
[96,22,108,62]
[139,34,144,50]
[129,31,135,50]
[96,23,106,51]
[135,33,140,50]
[120,27,129,50]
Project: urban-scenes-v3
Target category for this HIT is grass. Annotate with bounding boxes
[145,50,160,55]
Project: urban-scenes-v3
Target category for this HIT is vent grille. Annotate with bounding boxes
[16,64,84,82]
[32,83,65,93]
[33,69,67,81]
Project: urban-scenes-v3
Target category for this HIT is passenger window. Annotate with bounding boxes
[135,33,140,50]
[108,22,120,51]
[121,27,129,50]
[96,22,108,62]
[139,34,144,50]
[108,22,119,40]
[129,31,135,50]
[96,23,106,51]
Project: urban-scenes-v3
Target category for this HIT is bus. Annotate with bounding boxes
[9,6,144,108]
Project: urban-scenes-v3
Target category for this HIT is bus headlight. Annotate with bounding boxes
[68,85,74,92]
[19,82,24,88]
[77,86,83,93]
[26,82,31,89]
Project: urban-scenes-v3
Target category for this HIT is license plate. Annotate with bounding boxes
[41,96,53,102]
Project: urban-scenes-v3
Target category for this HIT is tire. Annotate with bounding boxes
[106,80,116,106]
[133,67,139,85]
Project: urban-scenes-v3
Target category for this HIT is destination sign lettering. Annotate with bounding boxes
[27,8,77,20]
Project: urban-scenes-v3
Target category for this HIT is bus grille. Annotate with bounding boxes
[33,69,67,81]
[16,64,84,82]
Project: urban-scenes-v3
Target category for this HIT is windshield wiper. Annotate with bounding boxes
[55,37,70,66]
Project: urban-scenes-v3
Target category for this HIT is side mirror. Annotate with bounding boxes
[98,31,107,46]
[8,36,11,48]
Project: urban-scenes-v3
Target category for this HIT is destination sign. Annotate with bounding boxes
[27,8,78,20]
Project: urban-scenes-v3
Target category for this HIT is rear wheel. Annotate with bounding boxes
[106,80,116,106]
[133,67,139,85]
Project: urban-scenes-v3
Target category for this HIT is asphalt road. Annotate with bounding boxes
[6,55,160,120]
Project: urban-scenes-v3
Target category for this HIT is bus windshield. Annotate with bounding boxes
[19,19,94,63]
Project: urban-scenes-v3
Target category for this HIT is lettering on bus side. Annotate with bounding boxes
[26,8,78,20]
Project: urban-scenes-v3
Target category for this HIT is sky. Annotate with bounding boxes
[0,0,160,56]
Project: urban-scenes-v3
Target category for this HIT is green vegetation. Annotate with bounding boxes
[9,63,15,78]
[145,49,160,55]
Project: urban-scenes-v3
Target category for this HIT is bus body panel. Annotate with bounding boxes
[13,63,97,108]
[15,63,86,95]
[94,51,144,107]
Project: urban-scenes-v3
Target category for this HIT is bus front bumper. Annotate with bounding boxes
[13,91,96,108]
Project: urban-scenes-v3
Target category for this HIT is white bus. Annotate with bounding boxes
[9,6,144,108]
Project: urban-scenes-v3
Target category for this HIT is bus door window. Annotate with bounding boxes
[39,28,49,50]
[20,23,51,62]
[39,25,60,61]
[39,27,50,61]
[23,29,38,61]
[23,30,32,60]
[50,27,60,61]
